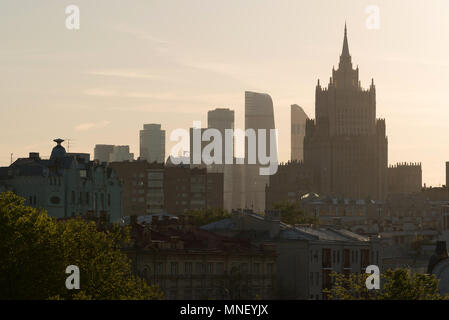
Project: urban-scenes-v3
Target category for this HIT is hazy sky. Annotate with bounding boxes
[1,0,449,186]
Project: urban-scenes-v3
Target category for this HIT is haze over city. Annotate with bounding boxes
[1,0,449,186]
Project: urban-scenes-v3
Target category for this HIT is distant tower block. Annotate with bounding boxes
[291,105,308,162]
[446,161,449,188]
[140,124,165,164]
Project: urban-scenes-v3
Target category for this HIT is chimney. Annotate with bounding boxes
[29,152,40,160]
[151,215,158,226]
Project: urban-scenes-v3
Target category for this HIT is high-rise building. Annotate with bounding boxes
[207,108,235,163]
[245,91,277,213]
[304,24,388,200]
[207,108,235,212]
[446,161,449,188]
[109,145,134,162]
[94,144,114,163]
[387,163,422,195]
[140,124,165,164]
[291,105,308,162]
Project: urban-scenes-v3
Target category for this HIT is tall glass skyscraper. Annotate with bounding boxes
[244,91,277,213]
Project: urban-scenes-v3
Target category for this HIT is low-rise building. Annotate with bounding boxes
[0,139,122,222]
[201,209,381,299]
[126,215,278,300]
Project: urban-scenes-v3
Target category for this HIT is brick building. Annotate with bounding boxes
[110,161,224,216]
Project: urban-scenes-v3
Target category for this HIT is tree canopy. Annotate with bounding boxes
[272,201,319,225]
[186,208,231,226]
[323,268,448,300]
[0,191,162,300]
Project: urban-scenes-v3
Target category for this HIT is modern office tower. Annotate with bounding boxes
[94,144,114,163]
[446,162,449,188]
[244,91,277,213]
[109,145,134,162]
[291,105,309,162]
[140,124,165,164]
[189,127,208,167]
[304,24,388,200]
[207,108,235,211]
[207,108,235,163]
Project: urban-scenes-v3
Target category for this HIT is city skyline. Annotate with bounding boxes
[1,0,449,186]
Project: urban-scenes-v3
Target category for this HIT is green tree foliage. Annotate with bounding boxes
[324,268,448,300]
[0,191,162,300]
[186,208,231,226]
[273,201,319,225]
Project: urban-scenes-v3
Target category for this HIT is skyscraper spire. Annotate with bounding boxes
[338,22,352,70]
[341,22,350,58]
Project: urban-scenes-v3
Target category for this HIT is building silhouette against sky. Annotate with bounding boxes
[291,104,308,162]
[139,124,165,164]
[304,24,388,200]
[245,91,277,212]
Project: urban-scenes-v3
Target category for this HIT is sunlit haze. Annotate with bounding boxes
[1,0,449,186]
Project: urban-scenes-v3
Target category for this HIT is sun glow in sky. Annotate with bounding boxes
[1,0,449,186]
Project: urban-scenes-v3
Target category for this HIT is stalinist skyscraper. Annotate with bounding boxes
[304,24,388,200]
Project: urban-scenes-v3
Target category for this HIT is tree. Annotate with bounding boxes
[323,268,448,300]
[272,201,319,225]
[186,208,231,226]
[0,191,162,300]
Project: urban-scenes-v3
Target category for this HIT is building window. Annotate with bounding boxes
[185,262,192,274]
[267,263,274,274]
[195,263,203,274]
[205,263,213,274]
[107,193,111,207]
[155,263,164,275]
[253,263,260,274]
[171,262,178,275]
[216,262,224,274]
[71,191,75,204]
[310,272,314,285]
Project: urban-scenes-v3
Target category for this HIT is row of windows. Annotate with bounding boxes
[145,262,274,275]
[71,191,111,208]
[310,248,371,264]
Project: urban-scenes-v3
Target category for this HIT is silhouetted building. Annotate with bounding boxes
[245,91,277,213]
[446,161,449,188]
[388,162,422,195]
[109,145,134,162]
[208,108,235,163]
[265,161,313,209]
[94,144,114,163]
[140,124,165,163]
[189,127,208,166]
[0,139,122,222]
[291,105,308,162]
[207,108,238,212]
[304,24,387,200]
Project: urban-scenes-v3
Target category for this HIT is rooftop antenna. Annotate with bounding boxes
[65,138,75,153]
[10,153,13,165]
